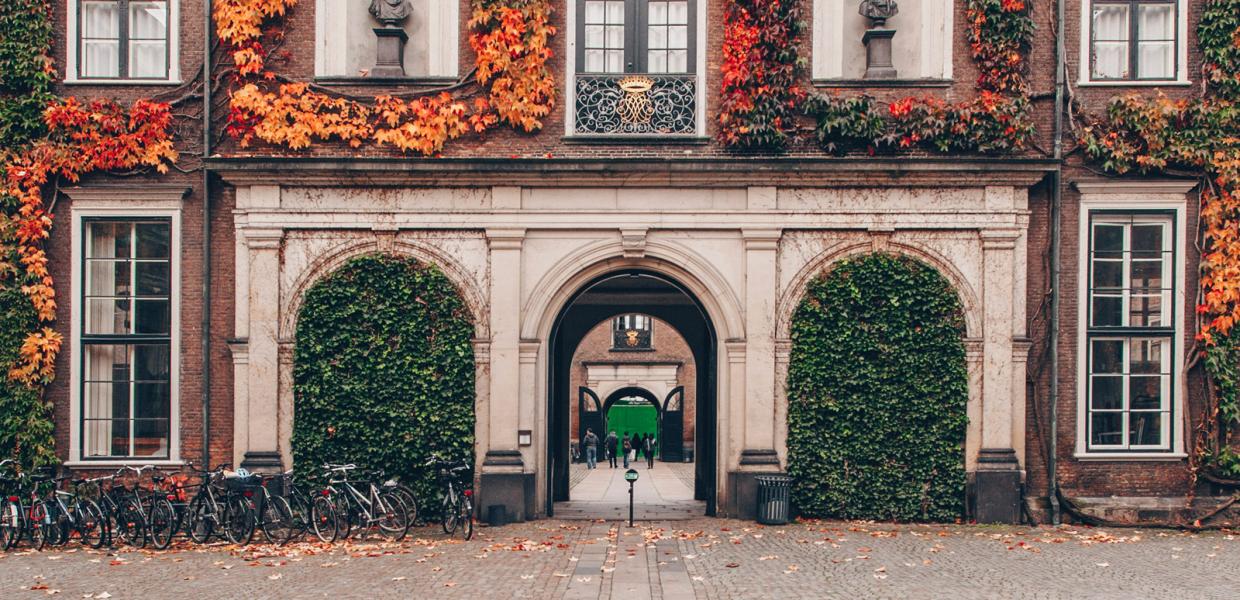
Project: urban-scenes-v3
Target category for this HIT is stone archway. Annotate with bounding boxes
[289,254,477,505]
[547,269,718,516]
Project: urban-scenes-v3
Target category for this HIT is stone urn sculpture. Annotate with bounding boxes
[369,0,413,77]
[859,0,898,79]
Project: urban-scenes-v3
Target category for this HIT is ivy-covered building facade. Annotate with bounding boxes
[5,0,1236,525]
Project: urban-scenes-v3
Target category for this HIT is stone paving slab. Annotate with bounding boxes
[1,519,1238,599]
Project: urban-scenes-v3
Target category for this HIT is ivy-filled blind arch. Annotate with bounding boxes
[786,253,969,521]
[292,254,476,504]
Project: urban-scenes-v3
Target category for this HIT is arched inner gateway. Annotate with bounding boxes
[548,270,716,517]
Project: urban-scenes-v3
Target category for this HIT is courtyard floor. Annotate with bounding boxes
[1,518,1238,599]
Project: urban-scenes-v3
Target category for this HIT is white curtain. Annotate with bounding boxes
[81,1,120,77]
[84,223,125,457]
[1137,4,1174,79]
[1091,4,1129,79]
[128,1,168,78]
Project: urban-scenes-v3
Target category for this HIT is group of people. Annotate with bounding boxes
[581,429,657,470]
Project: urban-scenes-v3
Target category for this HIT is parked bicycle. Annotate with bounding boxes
[427,456,474,541]
[315,464,409,542]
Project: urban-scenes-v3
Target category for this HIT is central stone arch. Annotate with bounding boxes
[524,239,746,516]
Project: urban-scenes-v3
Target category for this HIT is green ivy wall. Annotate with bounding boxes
[292,254,477,505]
[786,253,969,521]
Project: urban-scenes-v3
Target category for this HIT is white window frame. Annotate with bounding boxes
[313,0,459,79]
[1073,180,1192,460]
[66,186,186,466]
[811,0,953,82]
[1077,0,1189,86]
[65,0,181,85]
[564,0,707,136]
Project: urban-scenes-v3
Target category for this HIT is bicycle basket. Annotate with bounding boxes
[223,474,261,491]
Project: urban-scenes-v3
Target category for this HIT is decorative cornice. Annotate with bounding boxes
[1072,179,1199,196]
[61,184,190,207]
[210,157,1055,189]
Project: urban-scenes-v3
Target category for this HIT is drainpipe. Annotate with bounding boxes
[1048,0,1066,526]
[201,0,213,468]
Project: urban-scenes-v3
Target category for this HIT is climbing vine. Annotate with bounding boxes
[787,253,969,521]
[1078,0,1240,485]
[0,0,178,468]
[219,0,556,155]
[717,0,807,149]
[292,254,476,508]
[719,0,1035,153]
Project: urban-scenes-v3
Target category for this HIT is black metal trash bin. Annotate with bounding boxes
[755,475,793,525]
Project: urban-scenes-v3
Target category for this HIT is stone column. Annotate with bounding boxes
[740,228,781,468]
[975,228,1023,523]
[240,227,285,472]
[481,228,530,522]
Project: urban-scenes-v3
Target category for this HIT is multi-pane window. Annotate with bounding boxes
[612,314,653,350]
[1086,214,1174,451]
[81,219,173,459]
[1090,0,1176,81]
[578,0,693,74]
[78,0,170,79]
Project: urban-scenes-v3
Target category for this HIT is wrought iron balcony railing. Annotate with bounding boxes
[573,74,697,136]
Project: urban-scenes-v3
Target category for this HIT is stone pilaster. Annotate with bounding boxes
[483,227,526,470]
[240,228,285,471]
[974,228,1023,523]
[740,228,781,467]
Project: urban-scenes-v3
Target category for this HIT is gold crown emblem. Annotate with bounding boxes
[618,76,654,94]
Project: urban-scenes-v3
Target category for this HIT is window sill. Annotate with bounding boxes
[563,135,710,145]
[1076,80,1192,88]
[1073,452,1187,461]
[63,78,183,86]
[314,76,460,86]
[813,78,952,89]
[64,459,186,468]
[610,347,656,353]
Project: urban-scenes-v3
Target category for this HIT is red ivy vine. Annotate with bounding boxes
[218,0,556,155]
[719,0,1035,153]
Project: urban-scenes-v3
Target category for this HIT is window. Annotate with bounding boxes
[1085,214,1174,451]
[1087,0,1179,81]
[612,314,653,350]
[75,0,170,80]
[81,219,173,459]
[577,0,693,74]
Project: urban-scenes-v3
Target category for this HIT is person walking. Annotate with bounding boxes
[622,434,632,468]
[644,434,655,468]
[583,428,599,469]
[605,431,619,468]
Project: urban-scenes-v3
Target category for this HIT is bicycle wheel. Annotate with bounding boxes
[260,495,295,545]
[112,498,148,548]
[387,485,419,526]
[72,499,106,549]
[28,501,50,551]
[376,493,409,541]
[186,494,215,544]
[0,498,21,550]
[224,495,255,545]
[149,497,178,550]
[309,495,338,543]
[458,493,474,541]
[286,491,311,538]
[441,496,458,535]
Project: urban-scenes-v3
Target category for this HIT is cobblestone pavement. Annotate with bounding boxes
[1,519,1238,599]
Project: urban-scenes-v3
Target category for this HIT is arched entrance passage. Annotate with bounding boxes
[601,387,660,452]
[549,270,717,516]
